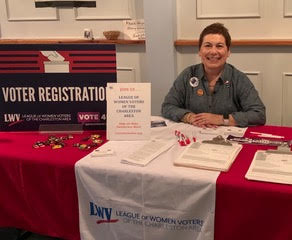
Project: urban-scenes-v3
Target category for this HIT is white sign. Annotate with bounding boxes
[106,83,151,140]
[123,19,145,40]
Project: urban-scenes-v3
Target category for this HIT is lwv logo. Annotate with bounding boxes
[89,202,118,224]
[4,114,20,122]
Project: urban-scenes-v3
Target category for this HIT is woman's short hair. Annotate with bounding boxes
[198,23,231,50]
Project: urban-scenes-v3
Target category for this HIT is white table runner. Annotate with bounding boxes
[75,118,220,240]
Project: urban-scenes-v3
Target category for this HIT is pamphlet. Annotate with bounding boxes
[121,140,174,167]
[174,142,242,172]
[245,150,292,185]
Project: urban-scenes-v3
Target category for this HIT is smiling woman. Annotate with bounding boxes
[199,34,230,77]
[161,22,266,128]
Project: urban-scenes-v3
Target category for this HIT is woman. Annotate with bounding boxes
[161,22,266,128]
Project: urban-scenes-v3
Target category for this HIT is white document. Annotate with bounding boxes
[123,19,145,40]
[106,83,151,141]
[199,126,247,137]
[91,148,114,157]
[121,140,175,166]
[174,142,242,172]
[245,150,292,185]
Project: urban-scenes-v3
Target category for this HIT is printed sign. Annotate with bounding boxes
[0,44,116,131]
[123,19,145,40]
[106,82,151,140]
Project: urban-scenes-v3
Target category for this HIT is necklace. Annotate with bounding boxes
[208,82,216,94]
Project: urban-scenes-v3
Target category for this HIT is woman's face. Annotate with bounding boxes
[199,34,230,72]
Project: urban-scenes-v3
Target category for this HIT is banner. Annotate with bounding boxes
[0,44,116,131]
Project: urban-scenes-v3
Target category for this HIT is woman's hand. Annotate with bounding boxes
[191,113,223,127]
[182,112,223,128]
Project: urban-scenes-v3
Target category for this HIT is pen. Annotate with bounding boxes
[250,132,284,139]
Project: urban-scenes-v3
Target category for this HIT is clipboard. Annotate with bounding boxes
[174,135,242,172]
[202,135,232,146]
[245,146,292,185]
[266,144,292,155]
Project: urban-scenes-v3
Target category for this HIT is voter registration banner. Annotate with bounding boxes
[0,44,116,131]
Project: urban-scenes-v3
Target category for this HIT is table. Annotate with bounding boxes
[215,125,292,240]
[76,122,292,240]
[0,131,106,240]
[1,124,292,240]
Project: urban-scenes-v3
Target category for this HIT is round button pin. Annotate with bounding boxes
[196,89,204,96]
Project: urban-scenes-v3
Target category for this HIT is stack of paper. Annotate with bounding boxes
[121,140,174,167]
[245,150,292,185]
[174,142,242,172]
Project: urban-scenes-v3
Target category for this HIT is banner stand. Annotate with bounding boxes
[39,124,83,133]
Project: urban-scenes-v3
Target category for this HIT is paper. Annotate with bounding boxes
[106,83,151,141]
[91,148,114,157]
[121,140,174,166]
[199,126,246,137]
[174,142,242,172]
[123,19,145,40]
[245,150,292,185]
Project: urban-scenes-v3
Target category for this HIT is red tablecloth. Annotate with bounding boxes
[215,125,292,240]
[1,126,292,240]
[0,131,106,240]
